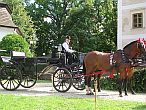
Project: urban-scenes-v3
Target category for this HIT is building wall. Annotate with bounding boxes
[123,0,146,6]
[0,27,17,41]
[118,0,146,49]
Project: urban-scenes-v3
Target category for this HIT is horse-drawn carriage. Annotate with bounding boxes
[0,39,146,97]
[0,45,86,92]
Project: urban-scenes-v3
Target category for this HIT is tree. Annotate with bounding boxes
[0,34,32,57]
[1,0,36,43]
[90,0,117,52]
[25,0,117,55]
[25,0,75,55]
[65,0,117,52]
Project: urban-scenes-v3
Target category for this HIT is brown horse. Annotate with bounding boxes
[83,39,146,97]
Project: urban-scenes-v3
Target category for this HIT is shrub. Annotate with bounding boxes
[0,34,32,57]
[100,74,119,91]
[133,68,146,93]
[99,69,146,93]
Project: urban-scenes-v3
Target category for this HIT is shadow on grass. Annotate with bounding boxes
[133,105,146,110]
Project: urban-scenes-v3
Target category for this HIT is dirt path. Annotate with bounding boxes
[0,83,146,102]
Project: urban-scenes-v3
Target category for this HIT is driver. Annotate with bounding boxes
[62,35,76,65]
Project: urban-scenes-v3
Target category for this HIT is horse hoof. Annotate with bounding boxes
[125,94,128,96]
[86,93,94,95]
[90,92,94,95]
[132,93,136,95]
[119,94,123,97]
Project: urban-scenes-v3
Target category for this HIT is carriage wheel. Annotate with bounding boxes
[53,68,72,92]
[20,72,37,88]
[0,64,22,91]
[72,73,85,90]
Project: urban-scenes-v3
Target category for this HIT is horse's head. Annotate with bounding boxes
[123,39,146,59]
[136,38,146,55]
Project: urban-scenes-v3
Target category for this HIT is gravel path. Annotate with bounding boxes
[0,83,146,102]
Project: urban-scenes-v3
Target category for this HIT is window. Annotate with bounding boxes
[132,13,143,28]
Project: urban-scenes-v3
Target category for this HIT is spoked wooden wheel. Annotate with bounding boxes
[72,73,85,90]
[20,73,37,88]
[53,68,72,92]
[0,64,22,91]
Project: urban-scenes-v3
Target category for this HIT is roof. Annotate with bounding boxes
[0,2,17,28]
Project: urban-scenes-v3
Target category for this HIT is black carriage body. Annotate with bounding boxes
[0,49,62,90]
[0,47,86,91]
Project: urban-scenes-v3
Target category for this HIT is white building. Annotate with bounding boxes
[118,0,146,49]
[0,2,21,41]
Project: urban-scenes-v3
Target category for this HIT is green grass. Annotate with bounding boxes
[0,94,145,110]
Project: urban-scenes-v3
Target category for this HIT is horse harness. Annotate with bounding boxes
[109,50,132,71]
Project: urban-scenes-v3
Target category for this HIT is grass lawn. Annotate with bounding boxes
[0,94,145,110]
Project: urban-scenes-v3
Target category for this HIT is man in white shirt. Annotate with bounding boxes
[62,35,76,65]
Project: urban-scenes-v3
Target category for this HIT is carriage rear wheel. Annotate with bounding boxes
[0,64,22,91]
[53,68,72,92]
[20,72,37,88]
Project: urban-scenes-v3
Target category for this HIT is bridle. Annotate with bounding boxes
[112,39,146,67]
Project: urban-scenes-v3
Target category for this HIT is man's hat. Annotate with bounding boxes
[65,35,71,40]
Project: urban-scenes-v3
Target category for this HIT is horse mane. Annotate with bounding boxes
[123,40,137,49]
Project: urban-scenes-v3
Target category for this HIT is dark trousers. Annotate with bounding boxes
[66,52,78,65]
[66,52,73,65]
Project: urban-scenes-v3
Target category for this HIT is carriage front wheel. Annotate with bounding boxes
[53,68,72,92]
[72,73,85,90]
[0,64,22,91]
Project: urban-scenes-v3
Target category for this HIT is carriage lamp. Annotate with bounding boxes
[58,44,62,52]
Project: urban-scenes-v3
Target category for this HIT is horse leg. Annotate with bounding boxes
[97,74,101,92]
[93,74,101,92]
[127,68,135,95]
[124,78,128,96]
[129,78,136,95]
[118,78,124,97]
[85,76,90,94]
[85,76,93,95]
[88,76,94,95]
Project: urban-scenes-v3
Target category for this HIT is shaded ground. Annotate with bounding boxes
[0,83,146,102]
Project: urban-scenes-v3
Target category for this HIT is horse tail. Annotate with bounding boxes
[83,60,86,75]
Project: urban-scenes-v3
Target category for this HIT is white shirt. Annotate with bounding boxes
[62,42,75,53]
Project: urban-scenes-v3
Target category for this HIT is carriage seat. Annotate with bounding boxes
[11,51,26,58]
[11,51,26,62]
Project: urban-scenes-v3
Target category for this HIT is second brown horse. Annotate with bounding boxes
[83,39,146,97]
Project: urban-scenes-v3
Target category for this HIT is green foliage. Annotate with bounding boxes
[0,34,32,57]
[1,0,36,43]
[100,69,146,93]
[25,0,117,56]
[133,68,146,93]
[100,74,119,90]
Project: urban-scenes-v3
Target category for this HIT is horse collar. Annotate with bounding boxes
[121,50,126,62]
[119,50,130,63]
[110,52,116,66]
